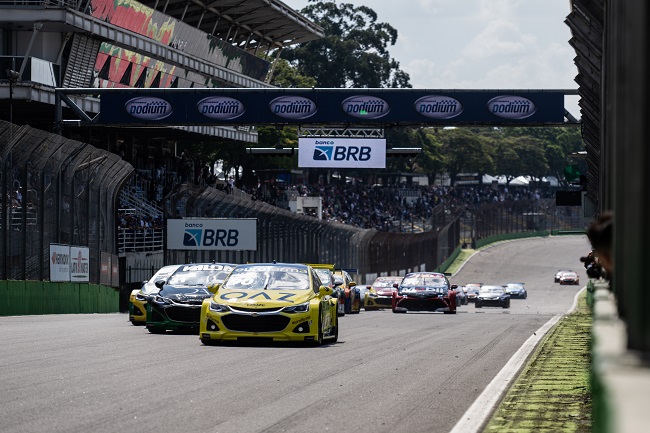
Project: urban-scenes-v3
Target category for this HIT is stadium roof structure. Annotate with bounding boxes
[0,1,324,143]
[137,0,325,50]
[566,0,603,207]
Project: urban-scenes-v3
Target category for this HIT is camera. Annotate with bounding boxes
[580,251,604,279]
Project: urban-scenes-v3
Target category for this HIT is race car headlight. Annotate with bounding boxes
[209,302,229,312]
[282,302,310,313]
[135,293,147,301]
[368,292,378,298]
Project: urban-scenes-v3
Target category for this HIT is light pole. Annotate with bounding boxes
[6,69,19,137]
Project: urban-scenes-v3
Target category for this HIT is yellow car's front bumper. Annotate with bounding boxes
[200,302,334,344]
[365,295,393,310]
[128,290,147,324]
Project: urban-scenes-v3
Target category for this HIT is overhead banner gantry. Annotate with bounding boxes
[56,88,573,129]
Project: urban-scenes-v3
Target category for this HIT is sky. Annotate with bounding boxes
[282,0,580,119]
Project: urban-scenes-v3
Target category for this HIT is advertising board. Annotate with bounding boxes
[167,219,257,251]
[50,244,71,282]
[70,246,90,282]
[298,138,386,168]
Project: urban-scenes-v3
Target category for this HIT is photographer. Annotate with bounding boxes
[584,211,613,279]
[580,250,604,279]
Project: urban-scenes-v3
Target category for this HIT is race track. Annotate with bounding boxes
[0,235,591,433]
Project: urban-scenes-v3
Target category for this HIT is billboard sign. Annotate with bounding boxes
[50,244,71,282]
[70,246,90,282]
[298,138,386,168]
[100,252,111,286]
[98,89,566,126]
[167,219,257,250]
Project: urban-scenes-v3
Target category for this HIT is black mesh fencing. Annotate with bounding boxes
[162,183,462,284]
[0,120,134,282]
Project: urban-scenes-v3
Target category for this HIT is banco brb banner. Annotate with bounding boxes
[298,138,386,168]
[167,219,257,250]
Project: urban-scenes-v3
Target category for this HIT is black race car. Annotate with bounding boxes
[392,272,458,314]
[146,263,236,333]
[475,285,510,309]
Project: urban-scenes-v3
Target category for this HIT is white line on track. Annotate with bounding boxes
[448,285,586,433]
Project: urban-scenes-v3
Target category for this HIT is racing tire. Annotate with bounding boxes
[331,315,339,344]
[444,309,457,314]
[344,297,352,315]
[314,308,324,346]
[147,327,165,334]
[475,302,482,308]
[392,309,406,314]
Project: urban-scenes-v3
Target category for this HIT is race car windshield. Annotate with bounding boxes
[401,276,446,287]
[314,269,332,285]
[168,270,224,286]
[373,279,401,288]
[223,267,310,291]
[480,287,504,294]
[159,286,211,296]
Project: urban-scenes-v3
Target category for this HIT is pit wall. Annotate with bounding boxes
[0,281,119,316]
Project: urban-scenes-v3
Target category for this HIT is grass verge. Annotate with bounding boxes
[483,291,592,432]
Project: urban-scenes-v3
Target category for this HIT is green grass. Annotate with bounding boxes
[447,245,593,432]
[445,248,477,275]
[484,292,592,432]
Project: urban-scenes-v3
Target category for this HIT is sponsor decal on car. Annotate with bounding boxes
[219,291,299,303]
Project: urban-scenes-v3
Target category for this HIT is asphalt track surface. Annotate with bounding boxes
[0,235,591,433]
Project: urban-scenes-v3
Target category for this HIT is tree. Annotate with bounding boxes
[495,137,524,184]
[439,128,495,183]
[281,1,411,88]
[517,137,549,181]
[417,128,446,185]
[267,58,317,88]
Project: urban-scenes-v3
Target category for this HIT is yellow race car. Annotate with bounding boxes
[128,264,182,325]
[308,263,346,317]
[200,263,338,345]
[365,275,404,310]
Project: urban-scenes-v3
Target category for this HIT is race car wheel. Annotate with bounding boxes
[344,297,351,314]
[475,302,482,308]
[444,309,457,314]
[147,327,165,334]
[314,308,324,346]
[392,309,406,314]
[331,316,339,344]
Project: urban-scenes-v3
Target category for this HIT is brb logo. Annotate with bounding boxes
[183,223,240,247]
[313,140,372,161]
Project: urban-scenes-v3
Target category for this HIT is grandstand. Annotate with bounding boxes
[0,0,324,292]
[0,1,585,302]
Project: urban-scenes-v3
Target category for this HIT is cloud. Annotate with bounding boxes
[462,20,535,58]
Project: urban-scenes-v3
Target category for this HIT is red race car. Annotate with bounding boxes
[392,272,458,314]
